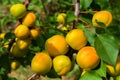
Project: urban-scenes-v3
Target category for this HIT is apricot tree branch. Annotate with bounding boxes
[74,0,80,23]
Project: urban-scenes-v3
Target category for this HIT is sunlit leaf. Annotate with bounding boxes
[94,34,119,66]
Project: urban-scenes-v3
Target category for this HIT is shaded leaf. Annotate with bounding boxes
[80,0,93,9]
[84,27,96,46]
[94,0,109,9]
[79,71,102,80]
[92,61,106,77]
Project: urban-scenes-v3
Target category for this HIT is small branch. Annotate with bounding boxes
[78,18,98,35]
[74,0,80,23]
[24,0,31,8]
[80,11,98,14]
[27,73,40,80]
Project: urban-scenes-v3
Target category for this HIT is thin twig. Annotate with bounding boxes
[27,73,40,80]
[24,0,31,8]
[41,0,48,14]
[80,11,98,14]
[78,18,98,35]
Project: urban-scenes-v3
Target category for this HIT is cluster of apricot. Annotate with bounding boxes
[9,4,40,58]
[7,3,120,79]
[6,3,40,70]
[31,13,98,76]
[31,10,120,79]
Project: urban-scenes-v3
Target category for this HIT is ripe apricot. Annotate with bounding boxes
[10,4,26,18]
[0,33,5,40]
[106,56,120,76]
[16,38,31,50]
[14,24,30,39]
[76,46,100,70]
[22,12,36,27]
[10,43,27,57]
[11,61,20,70]
[66,29,87,50]
[30,27,40,39]
[92,10,112,28]
[45,35,69,57]
[31,52,52,74]
[53,55,72,76]
[57,13,66,24]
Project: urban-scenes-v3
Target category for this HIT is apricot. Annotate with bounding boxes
[66,29,87,50]
[57,13,66,24]
[10,43,27,57]
[92,10,112,28]
[76,46,100,70]
[11,61,20,70]
[16,38,31,50]
[14,24,30,39]
[53,55,72,76]
[45,35,69,57]
[22,12,36,27]
[106,56,120,76]
[30,27,40,39]
[0,33,5,40]
[10,4,26,18]
[31,52,52,74]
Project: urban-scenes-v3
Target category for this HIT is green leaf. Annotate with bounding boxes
[110,77,114,80]
[94,34,119,66]
[94,0,109,9]
[84,27,96,46]
[79,71,102,80]
[116,75,120,80]
[80,0,93,9]
[92,61,106,77]
[66,11,76,23]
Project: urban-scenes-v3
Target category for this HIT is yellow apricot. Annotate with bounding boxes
[53,55,72,76]
[57,13,66,24]
[30,28,40,39]
[0,33,5,40]
[45,35,69,57]
[14,24,30,39]
[10,4,26,18]
[22,12,36,27]
[106,56,120,76]
[10,43,27,57]
[92,10,112,28]
[16,38,31,50]
[76,46,100,70]
[11,61,20,70]
[66,29,87,50]
[31,52,52,74]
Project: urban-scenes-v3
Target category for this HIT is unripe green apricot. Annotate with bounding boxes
[10,4,26,18]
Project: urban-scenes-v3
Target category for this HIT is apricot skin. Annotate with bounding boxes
[31,52,52,74]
